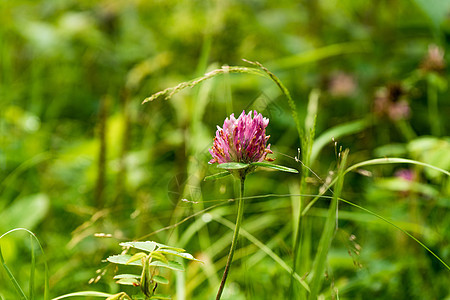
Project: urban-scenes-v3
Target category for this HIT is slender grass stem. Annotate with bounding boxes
[216,177,245,300]
[427,77,440,136]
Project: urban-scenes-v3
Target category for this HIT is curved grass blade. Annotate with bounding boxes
[0,245,27,299]
[302,157,450,217]
[0,228,49,300]
[338,197,450,271]
[51,291,114,300]
[345,157,450,176]
[204,172,231,181]
[251,162,299,173]
[217,162,249,170]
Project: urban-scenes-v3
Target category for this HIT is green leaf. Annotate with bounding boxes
[113,274,141,280]
[217,162,249,170]
[153,242,186,253]
[150,252,168,263]
[155,249,201,262]
[0,193,49,231]
[107,254,142,266]
[116,278,140,286]
[126,252,147,265]
[250,162,298,173]
[153,275,169,284]
[150,295,171,300]
[119,241,157,253]
[150,260,184,272]
[106,293,132,300]
[203,172,231,181]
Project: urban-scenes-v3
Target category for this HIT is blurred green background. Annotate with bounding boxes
[1,0,449,299]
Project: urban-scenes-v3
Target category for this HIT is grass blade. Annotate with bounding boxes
[29,235,35,300]
[251,162,299,173]
[338,197,450,271]
[51,291,114,299]
[0,228,50,300]
[308,150,348,300]
[345,157,450,176]
[0,245,28,300]
[204,172,231,181]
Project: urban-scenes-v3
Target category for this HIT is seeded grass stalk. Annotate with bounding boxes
[215,177,246,300]
[0,228,49,300]
[308,149,348,299]
[310,118,370,164]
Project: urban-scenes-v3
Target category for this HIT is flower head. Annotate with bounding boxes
[209,110,273,164]
[420,44,445,74]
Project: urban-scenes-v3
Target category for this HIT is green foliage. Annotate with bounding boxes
[106,240,200,299]
[1,0,449,299]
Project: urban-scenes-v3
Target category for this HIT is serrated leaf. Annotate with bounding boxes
[153,275,169,284]
[155,249,202,262]
[113,274,141,280]
[107,254,142,266]
[120,241,157,252]
[150,260,184,271]
[251,162,299,173]
[203,171,231,181]
[126,252,147,265]
[217,162,249,170]
[116,278,140,286]
[150,251,168,263]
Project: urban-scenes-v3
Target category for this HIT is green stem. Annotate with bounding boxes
[427,77,440,136]
[216,177,245,300]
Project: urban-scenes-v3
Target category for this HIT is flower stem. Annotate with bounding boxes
[216,177,245,300]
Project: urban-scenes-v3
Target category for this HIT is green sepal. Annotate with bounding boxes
[250,162,299,173]
[153,275,169,284]
[203,171,231,181]
[217,162,249,170]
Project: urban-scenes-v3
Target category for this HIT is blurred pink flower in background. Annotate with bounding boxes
[328,71,357,98]
[421,44,445,74]
[374,83,411,121]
